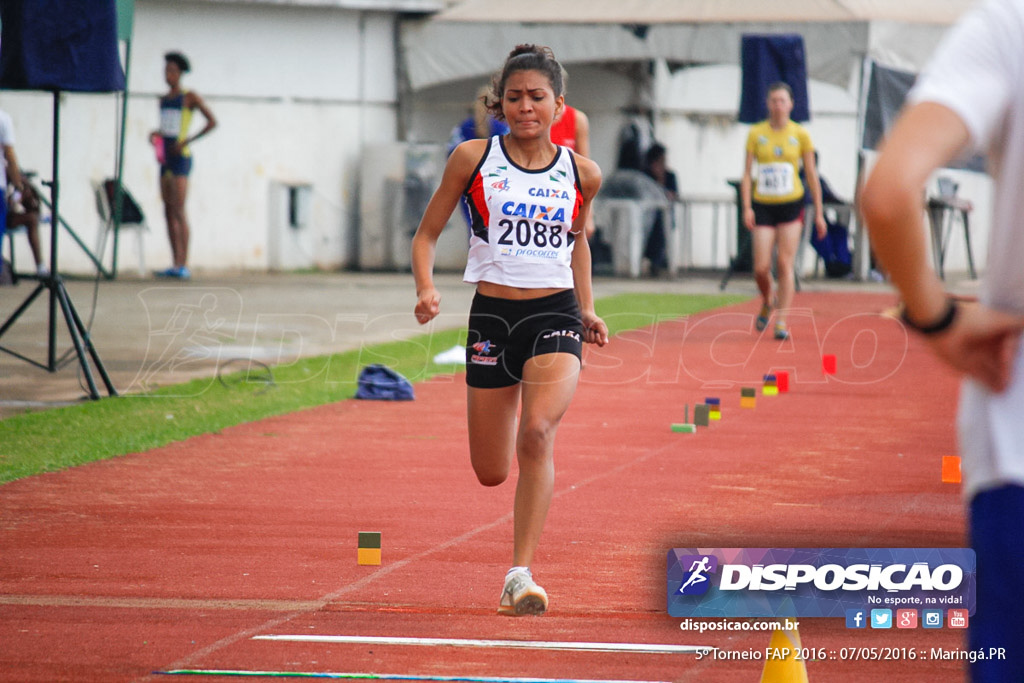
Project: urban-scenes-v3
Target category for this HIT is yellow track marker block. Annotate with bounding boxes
[357,548,381,565]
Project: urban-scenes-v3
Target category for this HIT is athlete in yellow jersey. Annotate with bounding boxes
[740,82,826,339]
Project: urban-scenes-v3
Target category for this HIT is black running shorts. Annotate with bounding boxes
[465,289,584,389]
[752,199,805,227]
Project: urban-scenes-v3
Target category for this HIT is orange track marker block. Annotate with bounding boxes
[942,456,962,484]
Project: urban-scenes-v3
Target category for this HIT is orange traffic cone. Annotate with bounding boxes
[760,627,809,682]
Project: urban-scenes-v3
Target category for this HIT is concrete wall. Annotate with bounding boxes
[3,0,398,275]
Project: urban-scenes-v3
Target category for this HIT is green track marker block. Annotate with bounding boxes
[671,423,697,433]
[358,531,381,549]
[741,387,756,398]
[694,404,710,427]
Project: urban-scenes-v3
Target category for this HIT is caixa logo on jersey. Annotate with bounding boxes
[667,548,976,618]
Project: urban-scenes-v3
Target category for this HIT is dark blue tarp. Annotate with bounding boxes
[861,62,916,152]
[739,34,810,124]
[862,60,984,173]
[0,0,125,93]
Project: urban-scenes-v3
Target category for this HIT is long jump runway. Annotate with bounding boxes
[0,293,969,682]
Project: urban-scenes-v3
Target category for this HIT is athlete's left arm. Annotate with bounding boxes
[570,154,608,347]
[801,142,827,239]
[183,91,218,150]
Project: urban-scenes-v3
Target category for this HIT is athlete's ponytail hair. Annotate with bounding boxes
[487,44,564,122]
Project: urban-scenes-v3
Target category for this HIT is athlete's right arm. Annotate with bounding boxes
[412,139,485,324]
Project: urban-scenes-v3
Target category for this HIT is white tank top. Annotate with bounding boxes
[462,136,582,289]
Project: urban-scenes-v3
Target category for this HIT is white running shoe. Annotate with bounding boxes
[498,568,548,616]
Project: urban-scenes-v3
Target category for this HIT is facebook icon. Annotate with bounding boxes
[846,609,867,629]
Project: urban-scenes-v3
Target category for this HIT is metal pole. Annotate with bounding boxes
[47,92,61,370]
[110,37,133,279]
[852,56,873,282]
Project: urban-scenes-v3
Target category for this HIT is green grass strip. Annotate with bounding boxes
[0,293,743,484]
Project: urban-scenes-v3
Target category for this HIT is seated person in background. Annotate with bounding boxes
[7,178,47,277]
[642,143,678,277]
[1,106,47,279]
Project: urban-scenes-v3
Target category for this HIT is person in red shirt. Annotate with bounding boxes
[550,104,595,239]
[549,103,589,155]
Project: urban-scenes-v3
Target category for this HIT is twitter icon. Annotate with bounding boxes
[871,609,893,629]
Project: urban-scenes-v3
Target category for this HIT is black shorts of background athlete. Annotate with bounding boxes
[752,199,804,227]
[466,289,584,389]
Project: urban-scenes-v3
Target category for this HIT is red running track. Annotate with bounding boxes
[0,293,969,682]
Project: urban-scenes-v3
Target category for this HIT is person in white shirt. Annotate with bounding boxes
[0,108,27,278]
[862,2,1024,679]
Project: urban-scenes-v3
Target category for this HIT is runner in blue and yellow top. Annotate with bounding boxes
[740,82,826,340]
[151,51,217,280]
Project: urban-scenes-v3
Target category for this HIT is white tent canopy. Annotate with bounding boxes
[402,0,978,91]
[399,0,988,279]
[436,0,975,25]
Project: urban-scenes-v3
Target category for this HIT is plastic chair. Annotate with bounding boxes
[94,178,148,276]
[926,176,975,280]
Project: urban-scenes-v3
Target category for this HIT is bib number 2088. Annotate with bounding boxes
[497,219,569,249]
